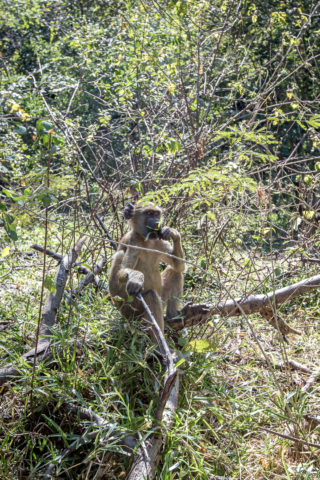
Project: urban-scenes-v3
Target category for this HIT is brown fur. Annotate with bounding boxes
[109,203,185,332]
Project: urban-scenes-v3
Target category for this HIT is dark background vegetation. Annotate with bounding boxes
[1,0,320,478]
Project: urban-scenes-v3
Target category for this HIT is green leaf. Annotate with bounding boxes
[42,121,53,130]
[174,358,186,368]
[44,275,56,295]
[2,189,14,198]
[2,189,26,202]
[185,339,217,352]
[7,227,18,241]
[36,119,43,133]
[166,139,181,154]
[40,193,54,207]
[42,134,49,146]
[14,125,27,135]
[4,214,14,224]
[306,115,320,128]
[303,210,315,220]
[113,296,124,302]
[1,246,10,258]
[36,120,53,134]
[274,267,281,277]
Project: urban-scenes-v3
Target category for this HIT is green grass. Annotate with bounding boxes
[1,219,320,479]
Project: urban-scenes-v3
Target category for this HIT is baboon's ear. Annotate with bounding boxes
[124,203,134,220]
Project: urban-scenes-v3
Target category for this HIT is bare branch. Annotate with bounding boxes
[0,237,86,385]
[168,274,320,334]
[127,294,179,480]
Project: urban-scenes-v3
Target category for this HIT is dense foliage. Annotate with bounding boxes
[1,0,320,478]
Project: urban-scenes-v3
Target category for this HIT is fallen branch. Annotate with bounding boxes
[209,477,239,480]
[0,237,86,386]
[256,357,313,374]
[31,244,91,274]
[127,294,179,480]
[301,370,320,393]
[32,243,108,292]
[72,256,107,295]
[287,359,312,374]
[167,274,320,334]
[302,257,320,264]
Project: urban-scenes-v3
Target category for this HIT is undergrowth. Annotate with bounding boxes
[1,217,320,480]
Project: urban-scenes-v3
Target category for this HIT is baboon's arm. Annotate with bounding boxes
[118,246,144,295]
[160,228,186,273]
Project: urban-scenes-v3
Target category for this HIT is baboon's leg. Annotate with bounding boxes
[109,251,127,298]
[161,266,183,319]
[116,289,164,334]
[109,250,164,332]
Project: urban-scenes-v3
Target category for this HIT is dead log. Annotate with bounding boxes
[167,274,320,334]
[0,237,86,385]
[127,294,179,480]
[72,256,107,295]
[31,243,108,292]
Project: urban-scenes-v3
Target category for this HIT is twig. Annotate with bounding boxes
[259,426,320,448]
[287,359,312,374]
[257,357,312,373]
[95,213,118,251]
[31,244,63,262]
[209,477,239,480]
[0,268,12,279]
[302,257,320,264]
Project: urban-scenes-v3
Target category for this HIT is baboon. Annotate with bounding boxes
[109,202,186,332]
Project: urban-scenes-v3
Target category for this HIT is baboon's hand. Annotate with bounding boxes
[159,226,180,241]
[126,272,144,296]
